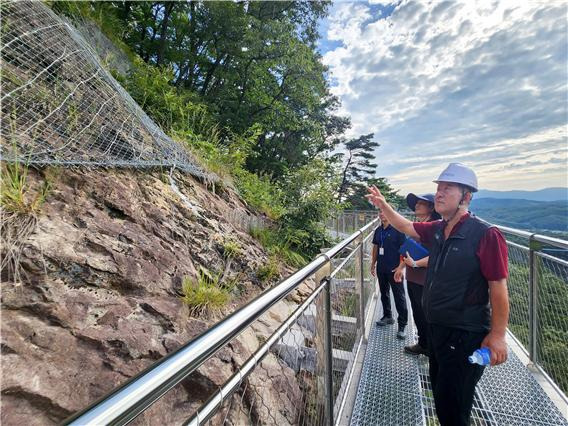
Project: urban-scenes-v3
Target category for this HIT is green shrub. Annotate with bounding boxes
[234,169,285,220]
[249,226,307,268]
[181,267,230,316]
[339,293,358,317]
[49,1,137,63]
[124,59,207,135]
[123,60,249,184]
[256,256,280,284]
[270,244,307,269]
[278,220,329,262]
[277,159,338,259]
[119,51,290,224]
[174,124,257,184]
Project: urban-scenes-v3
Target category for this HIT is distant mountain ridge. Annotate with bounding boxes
[470,198,567,232]
[476,187,567,202]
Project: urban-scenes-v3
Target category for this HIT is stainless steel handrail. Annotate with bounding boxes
[532,233,568,250]
[536,250,568,267]
[65,219,380,425]
[493,224,535,239]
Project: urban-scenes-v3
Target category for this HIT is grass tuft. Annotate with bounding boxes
[181,267,230,317]
[0,160,51,214]
[221,240,241,259]
[249,226,307,268]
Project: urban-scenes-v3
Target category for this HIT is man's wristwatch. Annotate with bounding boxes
[411,259,417,268]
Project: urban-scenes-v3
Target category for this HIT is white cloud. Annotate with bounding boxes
[322,0,568,194]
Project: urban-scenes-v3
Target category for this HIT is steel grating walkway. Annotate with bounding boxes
[350,292,568,425]
[350,306,423,425]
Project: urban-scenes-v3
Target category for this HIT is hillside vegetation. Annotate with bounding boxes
[48,1,402,263]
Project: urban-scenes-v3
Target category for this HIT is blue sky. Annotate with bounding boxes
[317,0,568,194]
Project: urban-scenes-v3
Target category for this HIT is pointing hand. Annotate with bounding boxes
[365,185,386,208]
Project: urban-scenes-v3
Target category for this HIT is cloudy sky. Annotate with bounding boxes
[318,0,568,194]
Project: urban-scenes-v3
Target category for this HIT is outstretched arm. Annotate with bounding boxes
[366,186,419,240]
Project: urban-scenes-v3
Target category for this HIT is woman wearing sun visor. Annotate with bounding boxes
[394,193,440,356]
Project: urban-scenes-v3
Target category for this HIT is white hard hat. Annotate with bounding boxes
[433,163,478,192]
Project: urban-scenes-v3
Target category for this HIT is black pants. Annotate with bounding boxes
[377,271,407,326]
[428,324,487,426]
[407,281,427,348]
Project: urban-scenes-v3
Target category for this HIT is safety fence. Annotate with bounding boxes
[498,226,568,397]
[327,210,415,240]
[327,210,380,239]
[64,216,380,425]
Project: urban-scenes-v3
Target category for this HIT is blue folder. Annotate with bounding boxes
[399,238,429,260]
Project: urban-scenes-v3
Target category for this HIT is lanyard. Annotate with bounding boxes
[379,227,388,247]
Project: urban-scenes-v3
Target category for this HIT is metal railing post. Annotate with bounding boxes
[528,234,540,364]
[355,232,365,340]
[315,256,332,426]
[324,278,334,426]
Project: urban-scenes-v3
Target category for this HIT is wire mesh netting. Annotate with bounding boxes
[536,251,568,395]
[329,246,365,420]
[0,0,212,180]
[501,231,568,395]
[506,242,530,349]
[219,291,329,426]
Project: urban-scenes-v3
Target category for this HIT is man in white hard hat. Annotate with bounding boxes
[366,163,509,426]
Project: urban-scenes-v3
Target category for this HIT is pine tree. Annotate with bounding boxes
[344,178,404,210]
[337,133,379,203]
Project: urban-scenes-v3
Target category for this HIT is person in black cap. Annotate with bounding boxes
[394,193,440,356]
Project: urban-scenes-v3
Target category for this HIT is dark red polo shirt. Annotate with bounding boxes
[413,213,508,281]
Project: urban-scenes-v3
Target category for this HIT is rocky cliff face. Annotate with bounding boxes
[1,167,313,425]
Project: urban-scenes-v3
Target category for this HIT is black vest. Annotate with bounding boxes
[422,215,492,332]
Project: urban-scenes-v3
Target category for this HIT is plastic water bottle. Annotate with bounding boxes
[468,347,491,365]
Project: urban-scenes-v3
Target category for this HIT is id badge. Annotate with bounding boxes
[379,247,384,255]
